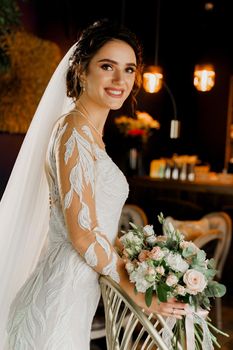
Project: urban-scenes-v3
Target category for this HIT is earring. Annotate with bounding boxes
[80,81,86,93]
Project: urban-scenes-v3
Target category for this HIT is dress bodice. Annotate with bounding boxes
[7,111,129,350]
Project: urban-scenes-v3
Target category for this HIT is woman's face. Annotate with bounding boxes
[82,39,137,110]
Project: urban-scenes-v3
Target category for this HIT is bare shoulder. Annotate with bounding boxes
[52,109,95,150]
[56,109,83,130]
[50,110,86,141]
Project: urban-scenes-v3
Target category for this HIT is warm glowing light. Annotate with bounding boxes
[194,64,215,92]
[143,66,163,93]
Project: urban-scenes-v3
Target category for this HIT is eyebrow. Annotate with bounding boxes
[97,58,137,67]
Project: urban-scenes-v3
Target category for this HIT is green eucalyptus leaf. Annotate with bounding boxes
[157,282,170,302]
[208,258,216,269]
[145,286,153,307]
[206,281,226,298]
[204,268,216,279]
[202,296,210,309]
[196,250,206,263]
[182,246,196,258]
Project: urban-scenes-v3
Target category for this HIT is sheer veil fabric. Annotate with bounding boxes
[0,43,76,348]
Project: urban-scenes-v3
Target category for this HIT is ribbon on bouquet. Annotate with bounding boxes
[162,306,214,350]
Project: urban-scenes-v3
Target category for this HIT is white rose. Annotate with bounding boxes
[143,225,155,237]
[125,262,135,274]
[166,274,179,287]
[183,269,207,295]
[135,279,152,293]
[130,262,153,293]
[121,232,142,246]
[175,284,186,296]
[165,252,189,273]
[146,235,157,245]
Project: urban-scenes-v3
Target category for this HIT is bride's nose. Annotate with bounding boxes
[112,69,124,85]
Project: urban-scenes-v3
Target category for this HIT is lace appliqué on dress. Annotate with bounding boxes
[64,126,94,231]
[63,125,120,283]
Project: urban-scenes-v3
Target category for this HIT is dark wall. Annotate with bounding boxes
[18,0,232,172]
[1,0,233,196]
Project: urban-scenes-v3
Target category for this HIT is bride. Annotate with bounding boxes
[0,19,187,349]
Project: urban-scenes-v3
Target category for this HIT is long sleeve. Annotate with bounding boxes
[55,115,125,283]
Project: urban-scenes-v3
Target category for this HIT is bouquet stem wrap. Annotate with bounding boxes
[162,307,214,350]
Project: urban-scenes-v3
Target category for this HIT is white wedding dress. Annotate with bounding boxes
[7,111,129,349]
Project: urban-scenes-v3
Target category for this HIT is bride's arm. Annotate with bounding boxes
[55,115,187,318]
[114,236,124,254]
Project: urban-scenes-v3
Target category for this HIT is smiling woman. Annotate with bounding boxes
[1,19,188,350]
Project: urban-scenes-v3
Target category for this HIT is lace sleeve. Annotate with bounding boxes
[55,115,124,283]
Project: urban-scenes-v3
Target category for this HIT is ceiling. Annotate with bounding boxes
[21,0,233,68]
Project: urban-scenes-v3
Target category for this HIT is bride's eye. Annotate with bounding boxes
[101,64,113,71]
[125,66,136,74]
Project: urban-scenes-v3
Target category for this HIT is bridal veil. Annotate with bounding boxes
[0,43,76,347]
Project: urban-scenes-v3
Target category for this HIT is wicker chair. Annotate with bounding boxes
[100,276,181,350]
[164,211,232,329]
[118,204,148,234]
[91,204,148,341]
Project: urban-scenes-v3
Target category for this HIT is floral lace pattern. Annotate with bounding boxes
[7,114,128,349]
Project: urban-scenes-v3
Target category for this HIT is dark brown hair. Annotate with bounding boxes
[66,19,143,114]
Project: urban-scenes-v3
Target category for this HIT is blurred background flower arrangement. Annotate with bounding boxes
[115,111,160,143]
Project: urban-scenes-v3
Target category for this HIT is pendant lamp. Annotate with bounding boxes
[194,64,215,92]
[142,0,163,93]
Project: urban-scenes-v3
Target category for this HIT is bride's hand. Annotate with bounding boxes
[144,296,188,319]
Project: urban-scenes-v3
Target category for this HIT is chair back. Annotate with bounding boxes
[164,211,232,280]
[118,204,148,235]
[100,276,181,350]
[198,212,232,279]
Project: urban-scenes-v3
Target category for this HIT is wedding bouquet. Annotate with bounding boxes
[120,213,228,349]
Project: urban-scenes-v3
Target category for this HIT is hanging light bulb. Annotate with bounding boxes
[142,0,180,138]
[143,0,163,93]
[194,64,215,92]
[143,65,163,93]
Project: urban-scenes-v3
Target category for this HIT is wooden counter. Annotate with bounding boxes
[129,176,233,196]
[127,176,233,223]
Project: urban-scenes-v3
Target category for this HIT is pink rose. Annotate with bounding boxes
[147,246,164,260]
[183,269,207,295]
[138,250,149,262]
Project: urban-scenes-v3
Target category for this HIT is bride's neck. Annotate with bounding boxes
[75,98,109,130]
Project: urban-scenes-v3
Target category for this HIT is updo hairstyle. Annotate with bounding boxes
[66,19,143,112]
